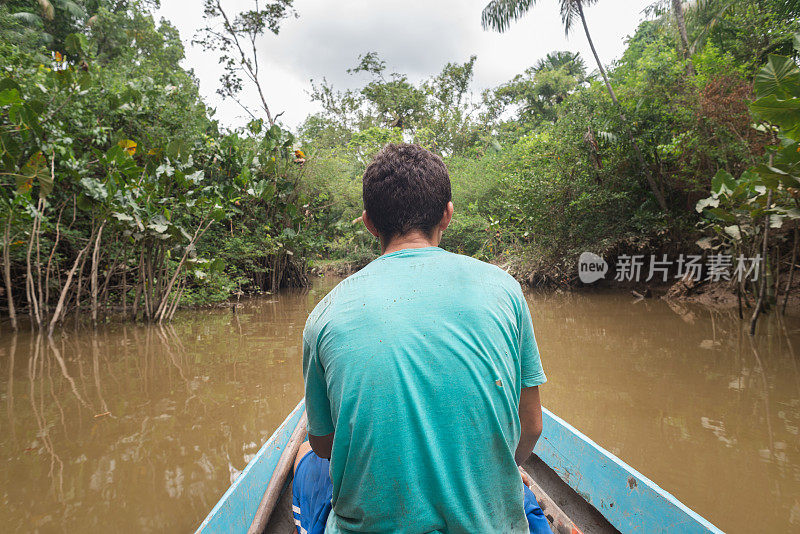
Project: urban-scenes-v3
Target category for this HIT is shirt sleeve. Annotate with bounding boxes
[303,334,335,436]
[516,287,547,388]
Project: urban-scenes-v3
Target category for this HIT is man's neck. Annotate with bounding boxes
[381,231,439,255]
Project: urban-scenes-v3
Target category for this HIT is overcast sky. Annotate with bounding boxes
[155,0,654,131]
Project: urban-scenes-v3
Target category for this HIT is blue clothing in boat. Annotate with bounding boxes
[292,449,551,534]
[303,247,547,533]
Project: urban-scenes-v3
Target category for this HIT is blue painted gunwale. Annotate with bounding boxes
[196,400,306,533]
[537,408,723,534]
[198,401,723,534]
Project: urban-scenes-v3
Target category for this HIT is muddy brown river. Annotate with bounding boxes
[0,276,798,533]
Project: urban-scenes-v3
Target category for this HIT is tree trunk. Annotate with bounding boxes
[99,253,119,320]
[750,189,773,335]
[34,198,44,325]
[25,198,44,328]
[736,281,743,319]
[782,222,798,314]
[89,222,105,327]
[166,277,185,322]
[671,0,695,75]
[155,218,213,323]
[47,234,94,337]
[74,225,93,316]
[132,275,142,322]
[121,264,128,319]
[44,205,65,317]
[576,2,669,212]
[141,245,152,320]
[2,214,17,330]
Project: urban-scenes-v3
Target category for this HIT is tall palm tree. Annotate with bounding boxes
[482,0,669,212]
[671,0,690,59]
[671,0,696,75]
[533,50,585,79]
[644,0,695,73]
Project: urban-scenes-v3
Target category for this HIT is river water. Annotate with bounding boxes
[0,276,798,533]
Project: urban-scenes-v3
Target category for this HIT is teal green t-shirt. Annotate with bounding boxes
[303,247,546,533]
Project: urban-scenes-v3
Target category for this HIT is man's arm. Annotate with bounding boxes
[309,432,334,460]
[515,385,543,465]
[303,335,336,456]
[514,282,546,465]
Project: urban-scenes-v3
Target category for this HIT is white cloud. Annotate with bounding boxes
[156,0,653,130]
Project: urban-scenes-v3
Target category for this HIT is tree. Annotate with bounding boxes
[194,0,297,126]
[534,50,585,77]
[671,0,695,74]
[3,0,87,48]
[481,0,669,211]
[488,51,585,125]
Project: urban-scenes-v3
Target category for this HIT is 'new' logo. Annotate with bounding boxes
[578,252,608,284]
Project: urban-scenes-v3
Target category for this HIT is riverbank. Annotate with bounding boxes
[662,273,800,316]
[310,257,375,277]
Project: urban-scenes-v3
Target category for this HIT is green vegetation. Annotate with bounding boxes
[300,0,800,295]
[695,46,800,330]
[0,0,314,333]
[1,0,799,332]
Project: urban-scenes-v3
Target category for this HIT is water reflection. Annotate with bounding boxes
[0,282,331,532]
[528,290,800,532]
[0,280,797,533]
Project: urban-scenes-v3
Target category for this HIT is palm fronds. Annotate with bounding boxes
[11,12,44,28]
[558,0,598,35]
[534,50,586,76]
[56,0,87,20]
[481,0,538,32]
[481,0,599,36]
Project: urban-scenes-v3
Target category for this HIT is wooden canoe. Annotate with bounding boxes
[196,400,724,534]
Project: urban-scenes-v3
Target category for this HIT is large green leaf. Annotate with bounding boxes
[20,105,43,138]
[754,55,800,99]
[0,88,21,106]
[723,225,742,241]
[64,33,88,56]
[781,207,800,219]
[696,196,719,213]
[167,138,188,162]
[80,177,108,201]
[752,163,800,189]
[247,118,263,135]
[60,1,86,19]
[147,214,169,234]
[707,207,737,223]
[750,95,800,136]
[0,132,21,161]
[710,169,736,196]
[111,212,133,222]
[0,78,20,92]
[19,152,52,198]
[268,124,282,139]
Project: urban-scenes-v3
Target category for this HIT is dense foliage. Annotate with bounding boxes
[2,0,800,332]
[298,0,799,292]
[0,0,314,332]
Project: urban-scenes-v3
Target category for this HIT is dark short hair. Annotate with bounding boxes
[362,143,451,240]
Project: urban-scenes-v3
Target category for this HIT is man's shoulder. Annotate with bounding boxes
[304,278,347,337]
[303,271,371,337]
[303,250,523,337]
[441,250,521,289]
